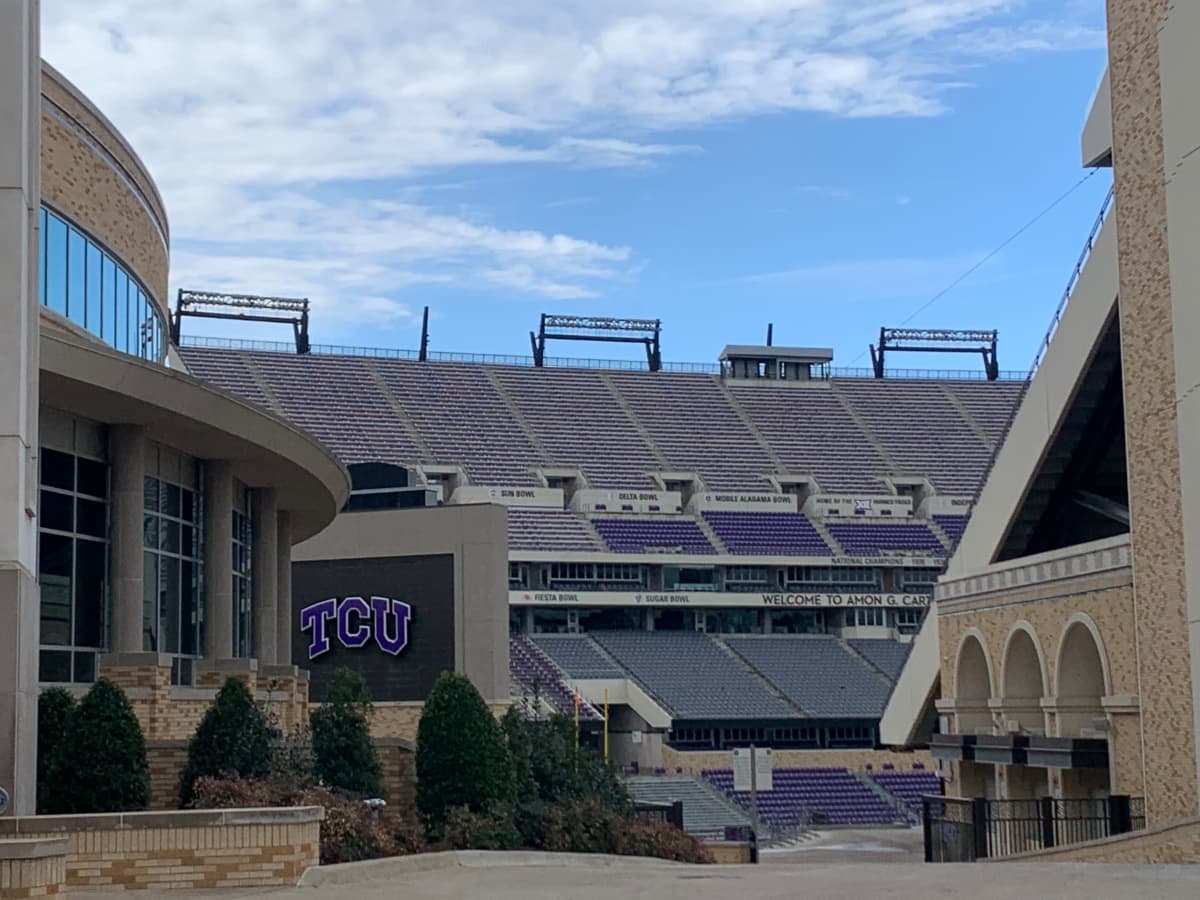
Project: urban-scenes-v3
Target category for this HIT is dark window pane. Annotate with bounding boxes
[74,538,106,647]
[73,651,97,683]
[45,213,67,316]
[162,519,180,554]
[77,457,108,499]
[39,490,73,532]
[181,489,194,522]
[163,483,181,519]
[87,242,103,339]
[39,651,72,684]
[181,524,195,557]
[143,514,158,550]
[68,227,87,328]
[41,448,74,491]
[160,555,180,654]
[117,269,131,351]
[76,497,107,538]
[180,560,198,655]
[39,533,73,646]
[144,476,159,512]
[143,552,158,651]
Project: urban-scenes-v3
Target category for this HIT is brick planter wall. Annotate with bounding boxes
[0,839,68,898]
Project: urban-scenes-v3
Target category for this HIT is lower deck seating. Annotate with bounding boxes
[870,768,942,815]
[703,767,904,828]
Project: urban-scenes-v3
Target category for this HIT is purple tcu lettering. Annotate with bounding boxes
[299,598,338,660]
[337,596,372,648]
[372,596,412,656]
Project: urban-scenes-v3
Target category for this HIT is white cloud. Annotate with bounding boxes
[39,1,1098,327]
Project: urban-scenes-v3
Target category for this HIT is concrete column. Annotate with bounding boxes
[203,461,234,660]
[0,0,41,818]
[251,489,278,665]
[109,426,145,652]
[275,510,293,666]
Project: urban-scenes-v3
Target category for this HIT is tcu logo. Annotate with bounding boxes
[300,596,412,661]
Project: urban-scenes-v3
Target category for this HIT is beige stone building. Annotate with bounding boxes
[883,0,1200,830]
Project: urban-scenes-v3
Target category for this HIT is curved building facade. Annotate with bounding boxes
[1,6,350,817]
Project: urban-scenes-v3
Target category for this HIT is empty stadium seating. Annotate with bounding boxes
[702,511,831,556]
[932,514,968,543]
[591,518,717,555]
[704,767,904,828]
[531,634,625,679]
[509,635,600,720]
[869,769,942,817]
[180,347,1023,501]
[725,636,892,718]
[591,632,797,719]
[824,521,945,556]
[624,775,751,840]
[507,507,604,552]
[848,639,913,681]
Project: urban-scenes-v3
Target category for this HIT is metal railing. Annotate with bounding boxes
[923,794,1144,863]
[180,335,1026,381]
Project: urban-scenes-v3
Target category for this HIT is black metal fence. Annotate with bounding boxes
[633,800,685,831]
[923,795,1145,862]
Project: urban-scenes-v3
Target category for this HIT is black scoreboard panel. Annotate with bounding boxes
[292,553,455,702]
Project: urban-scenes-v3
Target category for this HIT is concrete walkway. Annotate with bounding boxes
[80,849,1200,900]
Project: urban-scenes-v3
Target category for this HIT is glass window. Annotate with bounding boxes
[38,207,47,305]
[232,485,253,657]
[143,471,204,664]
[38,207,165,363]
[38,447,111,683]
[68,227,87,328]
[45,213,67,316]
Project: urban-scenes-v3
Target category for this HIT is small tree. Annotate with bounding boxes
[37,688,77,814]
[416,672,515,838]
[311,668,382,797]
[51,679,150,813]
[180,676,272,806]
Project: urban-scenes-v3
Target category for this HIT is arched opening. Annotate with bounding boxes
[1001,627,1050,801]
[955,634,997,800]
[1056,619,1111,800]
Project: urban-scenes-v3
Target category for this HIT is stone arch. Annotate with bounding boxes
[955,628,996,701]
[1055,613,1111,699]
[1002,621,1049,700]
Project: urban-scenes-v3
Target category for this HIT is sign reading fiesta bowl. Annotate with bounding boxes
[299,596,412,661]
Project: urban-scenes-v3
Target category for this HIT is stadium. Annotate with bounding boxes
[3,0,1200,879]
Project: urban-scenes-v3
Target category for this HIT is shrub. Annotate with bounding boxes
[296,786,399,865]
[36,688,76,814]
[416,672,515,838]
[618,820,713,864]
[444,803,521,851]
[48,679,149,813]
[268,725,316,796]
[179,676,272,806]
[189,774,275,810]
[311,669,382,797]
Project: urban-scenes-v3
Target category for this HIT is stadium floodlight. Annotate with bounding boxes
[531,314,663,371]
[869,327,999,380]
[172,289,311,354]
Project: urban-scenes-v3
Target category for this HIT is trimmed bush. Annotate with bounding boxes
[47,679,149,814]
[296,786,399,865]
[311,669,382,797]
[179,676,272,806]
[444,803,521,851]
[190,774,276,810]
[416,672,515,838]
[36,688,76,815]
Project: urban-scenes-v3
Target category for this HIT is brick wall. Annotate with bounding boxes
[1,808,322,890]
[0,840,68,898]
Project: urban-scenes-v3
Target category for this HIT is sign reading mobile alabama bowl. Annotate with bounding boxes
[509,590,929,609]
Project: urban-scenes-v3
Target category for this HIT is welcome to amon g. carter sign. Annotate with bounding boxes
[293,554,455,703]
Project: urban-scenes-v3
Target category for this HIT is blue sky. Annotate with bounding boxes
[42,1,1110,373]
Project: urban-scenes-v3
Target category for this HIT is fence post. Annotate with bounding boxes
[671,800,685,831]
[1039,797,1056,850]
[971,798,990,861]
[1108,795,1133,836]
[922,797,934,863]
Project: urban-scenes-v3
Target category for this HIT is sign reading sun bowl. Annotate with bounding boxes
[300,596,412,661]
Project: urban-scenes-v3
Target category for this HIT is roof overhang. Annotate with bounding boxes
[39,327,350,541]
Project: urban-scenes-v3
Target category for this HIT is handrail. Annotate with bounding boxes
[180,335,1027,382]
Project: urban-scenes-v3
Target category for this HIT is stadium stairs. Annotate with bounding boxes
[715,381,790,474]
[365,359,438,460]
[808,517,846,556]
[624,775,752,842]
[694,516,731,555]
[841,643,898,691]
[482,367,556,461]
[711,637,810,717]
[831,392,898,472]
[925,518,956,553]
[598,373,674,469]
[937,383,995,449]
[853,771,920,826]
